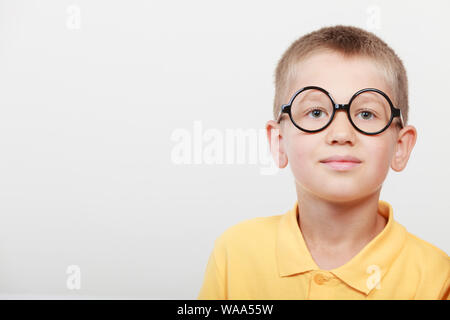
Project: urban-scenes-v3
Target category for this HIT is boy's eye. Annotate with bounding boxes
[306,107,328,118]
[356,109,376,120]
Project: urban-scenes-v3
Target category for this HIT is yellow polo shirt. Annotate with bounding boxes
[198,200,450,299]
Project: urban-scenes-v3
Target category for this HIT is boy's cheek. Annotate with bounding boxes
[286,144,312,167]
[369,141,395,169]
[287,146,317,178]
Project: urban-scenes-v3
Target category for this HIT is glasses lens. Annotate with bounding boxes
[291,88,333,131]
[350,91,392,134]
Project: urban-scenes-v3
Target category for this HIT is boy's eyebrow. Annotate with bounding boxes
[294,88,391,105]
[301,90,324,99]
[293,89,328,103]
[352,94,387,106]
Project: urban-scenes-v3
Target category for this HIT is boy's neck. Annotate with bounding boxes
[295,185,387,270]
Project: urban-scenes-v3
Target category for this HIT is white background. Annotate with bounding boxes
[0,0,448,299]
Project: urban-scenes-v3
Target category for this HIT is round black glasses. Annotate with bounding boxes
[276,86,404,135]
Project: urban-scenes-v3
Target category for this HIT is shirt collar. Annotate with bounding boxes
[276,199,406,295]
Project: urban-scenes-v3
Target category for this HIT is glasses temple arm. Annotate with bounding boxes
[396,108,405,128]
[276,104,289,123]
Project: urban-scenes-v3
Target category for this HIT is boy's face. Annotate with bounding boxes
[267,50,417,203]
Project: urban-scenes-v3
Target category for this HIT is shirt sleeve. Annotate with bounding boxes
[438,275,450,300]
[197,247,227,300]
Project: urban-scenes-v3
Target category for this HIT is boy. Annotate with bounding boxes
[197,25,449,299]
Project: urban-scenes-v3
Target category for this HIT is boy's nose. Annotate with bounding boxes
[326,109,356,143]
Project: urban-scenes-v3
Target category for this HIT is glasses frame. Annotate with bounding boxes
[276,86,404,135]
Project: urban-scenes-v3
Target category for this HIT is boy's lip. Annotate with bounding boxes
[320,155,362,163]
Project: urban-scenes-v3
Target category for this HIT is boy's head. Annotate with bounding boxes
[266,25,417,203]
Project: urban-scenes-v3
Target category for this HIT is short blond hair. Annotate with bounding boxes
[273,25,409,126]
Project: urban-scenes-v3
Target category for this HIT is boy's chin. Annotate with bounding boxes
[306,185,373,203]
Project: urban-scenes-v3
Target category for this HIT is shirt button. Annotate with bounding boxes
[314,273,328,285]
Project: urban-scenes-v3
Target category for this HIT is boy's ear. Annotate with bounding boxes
[391,125,417,172]
[266,120,288,169]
